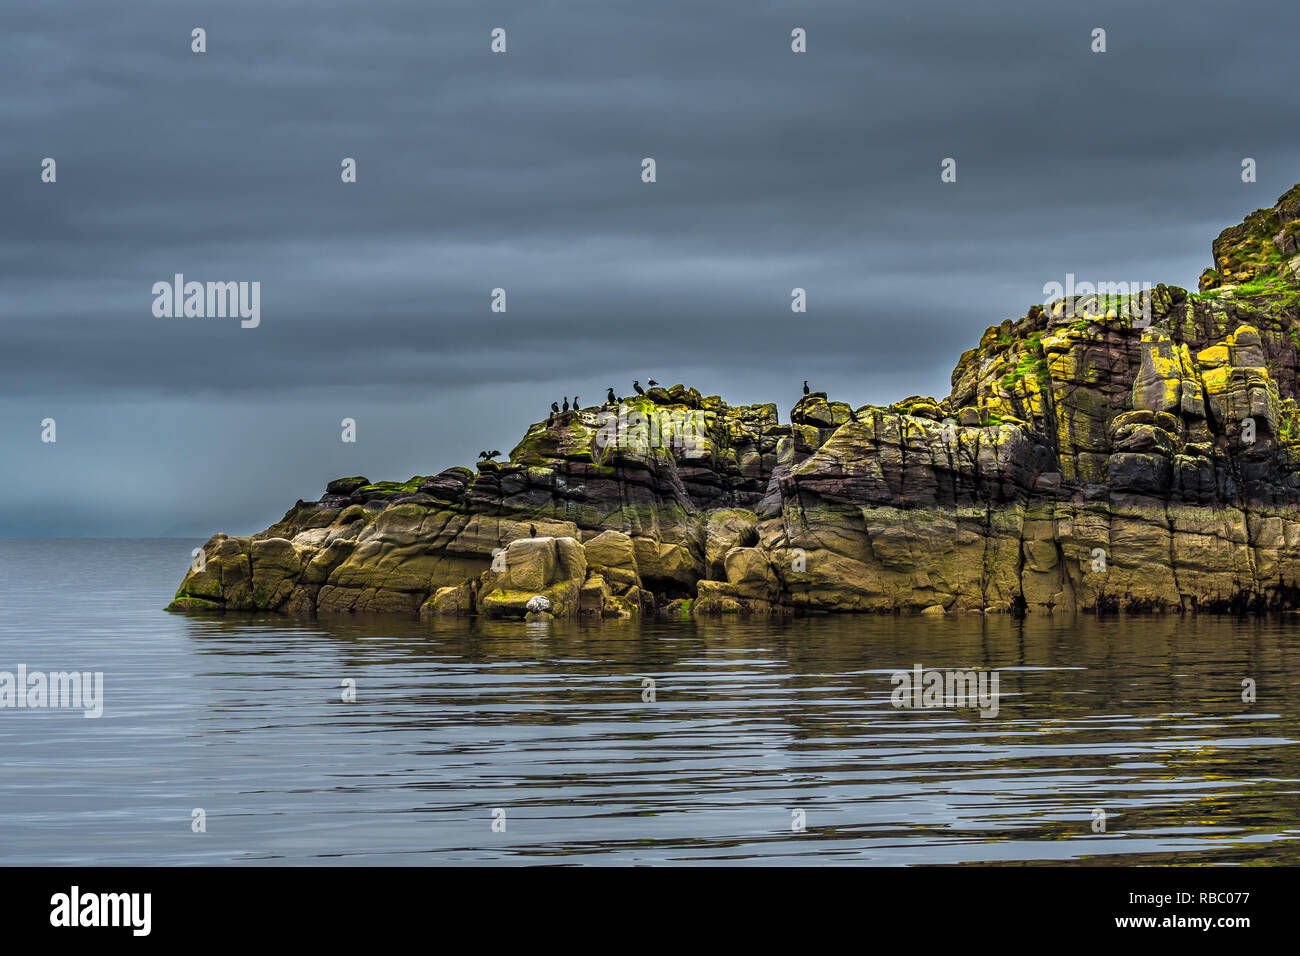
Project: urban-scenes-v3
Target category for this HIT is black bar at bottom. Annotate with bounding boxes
[0,865,1280,943]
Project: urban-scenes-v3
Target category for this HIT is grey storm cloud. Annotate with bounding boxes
[2,0,1299,535]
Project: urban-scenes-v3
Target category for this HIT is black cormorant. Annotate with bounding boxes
[606,387,616,404]
[803,380,810,396]
[529,524,537,538]
[551,402,560,414]
[562,397,569,412]
[633,380,645,396]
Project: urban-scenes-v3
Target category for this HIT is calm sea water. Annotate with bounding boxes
[1,538,1298,866]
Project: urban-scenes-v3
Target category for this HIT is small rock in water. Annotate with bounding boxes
[525,595,552,613]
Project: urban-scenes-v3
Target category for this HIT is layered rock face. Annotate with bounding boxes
[170,186,1300,617]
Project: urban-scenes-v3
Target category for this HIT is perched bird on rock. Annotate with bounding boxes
[606,386,616,404]
[551,402,560,414]
[803,380,810,396]
[647,379,659,387]
[487,450,501,459]
[572,395,579,410]
[547,413,555,426]
[529,524,537,538]
[562,397,569,412]
[633,380,645,396]
[477,451,489,460]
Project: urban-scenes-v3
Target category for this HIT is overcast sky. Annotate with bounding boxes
[2,0,1298,536]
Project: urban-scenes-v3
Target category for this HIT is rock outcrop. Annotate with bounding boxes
[170,186,1300,616]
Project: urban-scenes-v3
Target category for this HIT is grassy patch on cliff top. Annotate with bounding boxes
[1196,275,1291,299]
[358,477,434,495]
[998,333,1050,389]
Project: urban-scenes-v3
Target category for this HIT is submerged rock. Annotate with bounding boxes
[170,185,1300,616]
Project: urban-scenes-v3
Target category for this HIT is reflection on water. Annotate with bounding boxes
[1,539,1299,865]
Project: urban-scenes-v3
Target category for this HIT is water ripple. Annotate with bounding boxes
[1,539,1298,865]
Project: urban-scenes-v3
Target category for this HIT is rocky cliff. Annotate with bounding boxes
[170,185,1300,617]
